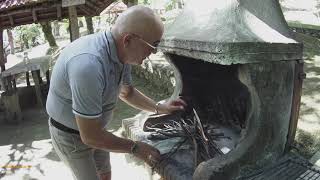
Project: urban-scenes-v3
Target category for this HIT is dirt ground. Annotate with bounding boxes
[292,33,320,158]
[0,32,319,180]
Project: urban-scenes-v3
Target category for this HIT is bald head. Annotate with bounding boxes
[112,5,164,40]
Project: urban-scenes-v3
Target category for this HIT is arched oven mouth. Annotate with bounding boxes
[142,55,251,169]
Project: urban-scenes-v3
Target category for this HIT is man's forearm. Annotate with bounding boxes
[87,130,134,153]
[76,117,134,153]
[75,116,161,165]
[120,85,157,113]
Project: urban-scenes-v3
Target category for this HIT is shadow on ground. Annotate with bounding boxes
[293,33,320,158]
[0,74,168,179]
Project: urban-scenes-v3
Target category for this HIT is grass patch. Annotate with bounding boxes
[293,33,320,159]
[293,32,320,59]
[288,21,320,31]
[293,129,320,159]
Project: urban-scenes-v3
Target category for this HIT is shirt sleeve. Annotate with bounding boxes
[66,54,104,119]
[122,64,132,85]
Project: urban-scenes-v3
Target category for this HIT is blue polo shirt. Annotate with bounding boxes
[46,31,132,130]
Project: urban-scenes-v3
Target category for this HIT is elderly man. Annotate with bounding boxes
[46,5,185,180]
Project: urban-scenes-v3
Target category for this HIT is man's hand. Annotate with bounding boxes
[157,98,187,115]
[133,141,161,167]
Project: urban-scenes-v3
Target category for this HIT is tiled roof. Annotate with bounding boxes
[0,0,48,11]
[0,0,114,29]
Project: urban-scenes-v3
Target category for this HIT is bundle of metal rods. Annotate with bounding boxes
[146,108,229,165]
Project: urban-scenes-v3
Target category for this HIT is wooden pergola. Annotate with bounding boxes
[0,0,115,71]
[0,0,115,123]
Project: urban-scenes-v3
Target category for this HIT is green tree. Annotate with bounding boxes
[53,20,61,36]
[14,24,41,50]
[6,28,14,54]
[138,0,150,5]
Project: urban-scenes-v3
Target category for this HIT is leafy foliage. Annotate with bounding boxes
[14,24,42,50]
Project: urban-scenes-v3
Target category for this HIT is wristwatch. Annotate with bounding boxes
[130,141,139,154]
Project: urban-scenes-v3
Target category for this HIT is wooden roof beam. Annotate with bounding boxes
[0,5,58,17]
[85,0,100,14]
[1,8,32,17]
[78,5,95,16]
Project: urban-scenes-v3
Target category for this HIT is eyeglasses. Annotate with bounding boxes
[130,33,159,54]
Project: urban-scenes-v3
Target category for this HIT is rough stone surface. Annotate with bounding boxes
[192,61,296,180]
[131,55,174,96]
[159,0,303,65]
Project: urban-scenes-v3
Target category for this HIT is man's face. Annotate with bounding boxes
[124,32,162,65]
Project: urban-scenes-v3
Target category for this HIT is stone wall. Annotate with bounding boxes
[131,56,175,96]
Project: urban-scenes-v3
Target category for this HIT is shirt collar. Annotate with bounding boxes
[105,31,122,65]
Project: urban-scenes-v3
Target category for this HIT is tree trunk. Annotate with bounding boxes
[85,16,94,34]
[0,29,5,71]
[53,20,61,37]
[68,6,80,42]
[7,29,14,54]
[40,21,57,47]
[22,34,29,49]
[123,0,138,7]
[177,0,183,9]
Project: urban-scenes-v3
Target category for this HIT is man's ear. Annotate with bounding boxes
[123,34,132,48]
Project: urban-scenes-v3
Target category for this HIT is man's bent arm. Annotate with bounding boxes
[119,85,158,113]
[75,116,133,153]
[75,116,161,165]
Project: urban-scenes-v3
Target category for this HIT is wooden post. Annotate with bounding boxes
[0,29,5,72]
[2,91,22,124]
[36,70,43,84]
[68,6,80,41]
[2,76,22,124]
[46,70,50,85]
[31,70,44,107]
[12,78,16,90]
[7,29,14,54]
[26,72,30,87]
[285,60,305,152]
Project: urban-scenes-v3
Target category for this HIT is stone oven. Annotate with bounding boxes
[123,0,305,179]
